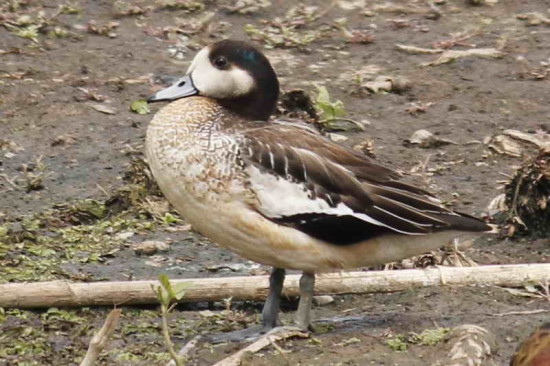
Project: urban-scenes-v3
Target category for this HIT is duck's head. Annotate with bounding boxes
[148,40,279,121]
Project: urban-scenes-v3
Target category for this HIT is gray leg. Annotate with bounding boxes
[261,267,285,327]
[206,267,285,343]
[295,271,315,331]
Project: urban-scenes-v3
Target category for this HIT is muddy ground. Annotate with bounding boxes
[1,0,549,365]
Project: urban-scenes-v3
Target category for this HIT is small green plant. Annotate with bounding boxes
[386,335,409,351]
[313,85,363,131]
[161,212,180,225]
[385,327,450,351]
[153,274,190,366]
[314,85,346,122]
[130,99,151,115]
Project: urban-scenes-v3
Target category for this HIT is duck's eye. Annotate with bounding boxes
[213,56,228,69]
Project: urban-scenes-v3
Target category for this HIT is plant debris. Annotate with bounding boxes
[503,147,550,237]
[397,44,504,66]
[244,5,328,48]
[485,129,550,158]
[517,12,550,26]
[222,0,272,15]
[423,48,504,66]
[486,135,523,157]
[278,89,317,121]
[86,20,120,37]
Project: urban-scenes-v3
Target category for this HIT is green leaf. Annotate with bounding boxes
[130,99,150,115]
[154,284,169,306]
[161,213,180,225]
[172,282,190,301]
[313,85,346,121]
[158,274,174,295]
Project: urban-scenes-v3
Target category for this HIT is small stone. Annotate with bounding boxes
[405,129,456,148]
[133,241,170,256]
[328,133,348,142]
[313,295,335,306]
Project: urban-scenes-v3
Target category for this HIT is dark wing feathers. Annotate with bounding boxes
[242,123,490,244]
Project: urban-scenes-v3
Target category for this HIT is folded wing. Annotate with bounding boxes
[241,123,490,245]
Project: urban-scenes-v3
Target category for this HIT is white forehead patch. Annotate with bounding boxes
[186,47,255,99]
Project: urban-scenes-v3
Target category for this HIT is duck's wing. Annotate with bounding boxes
[241,123,490,245]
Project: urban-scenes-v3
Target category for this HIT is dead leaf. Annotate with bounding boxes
[503,129,550,149]
[487,135,523,157]
[487,193,507,215]
[517,12,550,26]
[90,103,117,115]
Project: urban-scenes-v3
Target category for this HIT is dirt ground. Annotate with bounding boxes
[1,0,549,365]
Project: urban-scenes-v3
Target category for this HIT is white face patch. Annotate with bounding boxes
[186,47,255,99]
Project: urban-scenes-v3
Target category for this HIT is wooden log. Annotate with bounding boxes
[0,264,549,309]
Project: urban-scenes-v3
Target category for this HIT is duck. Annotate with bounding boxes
[510,323,550,366]
[145,39,492,342]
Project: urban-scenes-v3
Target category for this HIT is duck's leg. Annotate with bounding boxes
[295,271,315,331]
[261,267,286,328]
[206,267,286,343]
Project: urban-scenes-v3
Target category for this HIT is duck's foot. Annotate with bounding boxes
[206,324,309,344]
[206,267,286,344]
[205,324,276,343]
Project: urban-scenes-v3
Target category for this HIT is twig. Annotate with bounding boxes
[213,326,308,366]
[311,0,338,22]
[166,335,202,366]
[79,309,121,366]
[489,309,550,317]
[268,336,291,361]
[0,173,19,190]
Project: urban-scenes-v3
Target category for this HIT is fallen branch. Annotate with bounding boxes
[213,326,308,366]
[79,308,121,366]
[1,264,549,308]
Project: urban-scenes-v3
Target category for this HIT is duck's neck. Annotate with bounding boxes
[218,83,279,121]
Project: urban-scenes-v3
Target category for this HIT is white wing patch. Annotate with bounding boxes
[246,165,419,233]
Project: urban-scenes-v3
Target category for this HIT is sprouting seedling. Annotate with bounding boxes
[313,84,364,132]
[153,274,190,366]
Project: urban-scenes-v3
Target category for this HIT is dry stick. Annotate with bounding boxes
[490,309,550,317]
[166,336,202,366]
[79,309,121,366]
[213,326,308,366]
[1,264,550,308]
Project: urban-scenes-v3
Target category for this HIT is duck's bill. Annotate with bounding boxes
[147,75,198,102]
